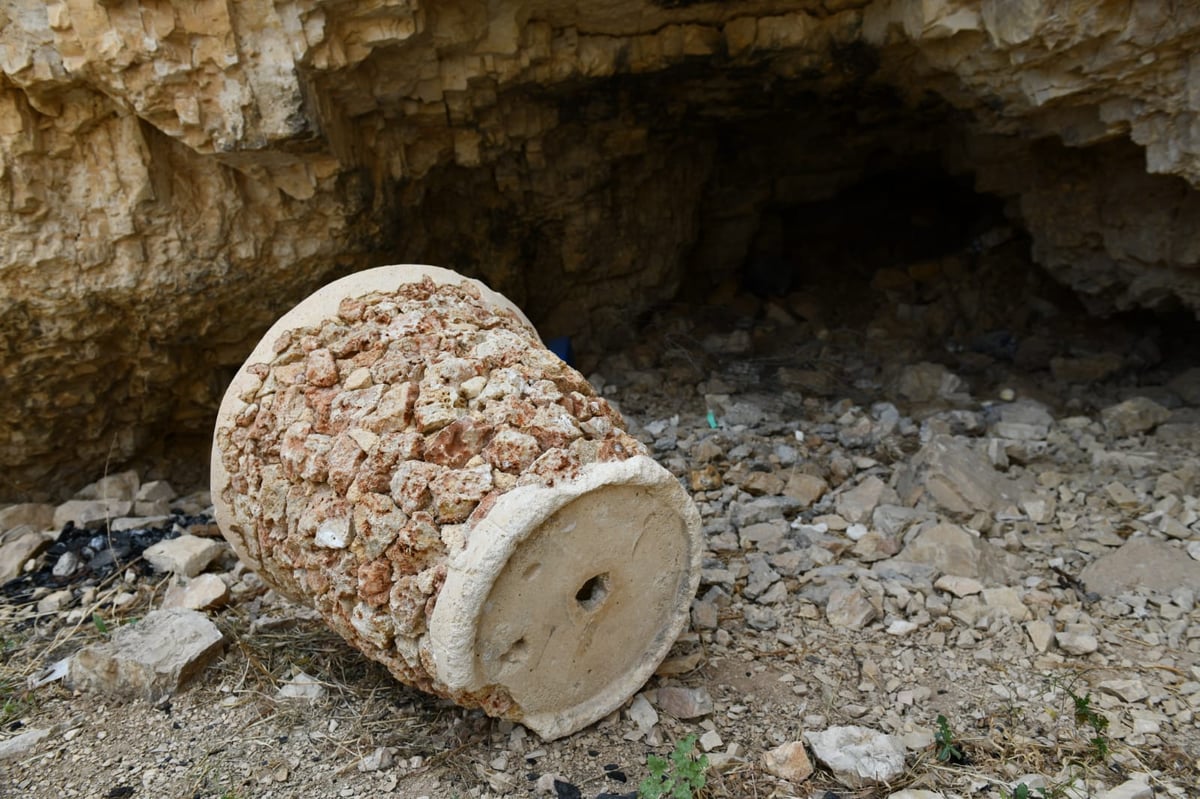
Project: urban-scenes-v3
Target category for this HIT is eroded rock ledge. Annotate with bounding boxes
[3,1,1200,498]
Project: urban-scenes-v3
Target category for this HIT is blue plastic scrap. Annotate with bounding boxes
[547,335,574,366]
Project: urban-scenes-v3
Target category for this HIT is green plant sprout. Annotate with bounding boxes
[934,714,965,764]
[638,734,708,799]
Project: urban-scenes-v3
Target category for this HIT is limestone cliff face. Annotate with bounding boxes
[2,0,1199,499]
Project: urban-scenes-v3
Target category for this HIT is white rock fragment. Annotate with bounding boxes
[804,725,906,788]
[1025,619,1054,653]
[110,515,171,532]
[626,693,658,733]
[162,573,231,611]
[761,740,813,782]
[895,435,1023,517]
[886,620,919,637]
[277,670,326,701]
[0,529,51,581]
[0,727,54,761]
[53,499,133,530]
[136,480,177,503]
[826,586,878,630]
[899,522,1004,582]
[75,470,140,501]
[0,503,55,533]
[68,609,225,700]
[143,535,224,577]
[314,516,351,548]
[358,746,396,772]
[698,730,723,752]
[983,586,1032,621]
[837,476,888,524]
[36,589,72,615]
[535,773,570,793]
[1056,624,1099,655]
[1096,775,1153,799]
[934,574,983,597]
[1098,678,1149,704]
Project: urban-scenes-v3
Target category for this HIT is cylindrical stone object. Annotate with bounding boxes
[211,265,702,739]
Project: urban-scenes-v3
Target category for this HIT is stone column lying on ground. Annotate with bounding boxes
[211,264,703,740]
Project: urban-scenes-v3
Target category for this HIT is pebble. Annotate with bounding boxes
[934,574,983,597]
[654,686,713,719]
[1055,624,1099,655]
[162,573,231,610]
[36,589,72,614]
[0,529,51,581]
[744,605,779,630]
[1101,397,1170,438]
[783,473,828,506]
[358,747,395,772]
[896,435,1020,517]
[0,503,55,533]
[277,671,327,701]
[626,693,658,733]
[51,550,82,578]
[1097,777,1153,799]
[899,522,1003,582]
[110,515,172,532]
[1098,678,1149,703]
[1024,619,1054,652]
[804,725,906,788]
[886,620,919,636]
[826,586,878,630]
[143,535,224,577]
[0,727,54,761]
[836,475,888,523]
[52,499,133,530]
[761,741,813,782]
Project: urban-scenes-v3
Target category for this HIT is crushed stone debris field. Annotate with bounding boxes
[3,244,1200,799]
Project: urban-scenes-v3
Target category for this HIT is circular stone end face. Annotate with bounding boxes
[430,456,702,740]
[211,264,702,740]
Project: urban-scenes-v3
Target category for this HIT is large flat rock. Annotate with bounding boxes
[1080,538,1200,597]
[68,609,225,701]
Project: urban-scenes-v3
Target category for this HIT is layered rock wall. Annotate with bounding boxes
[3,0,1200,498]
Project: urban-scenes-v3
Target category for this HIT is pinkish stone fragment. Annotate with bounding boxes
[306,348,339,386]
[425,417,494,468]
[389,460,442,514]
[429,465,494,523]
[483,428,542,473]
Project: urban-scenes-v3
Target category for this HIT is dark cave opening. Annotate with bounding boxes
[735,163,1007,301]
[372,61,1200,417]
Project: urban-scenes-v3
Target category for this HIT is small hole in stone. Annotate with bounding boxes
[522,562,542,581]
[575,573,610,612]
[500,637,528,664]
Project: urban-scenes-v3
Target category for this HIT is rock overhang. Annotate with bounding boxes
[3,0,1200,498]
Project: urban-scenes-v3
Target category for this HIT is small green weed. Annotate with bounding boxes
[92,613,110,634]
[934,714,966,764]
[1005,782,1067,799]
[1065,686,1109,762]
[638,734,708,799]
